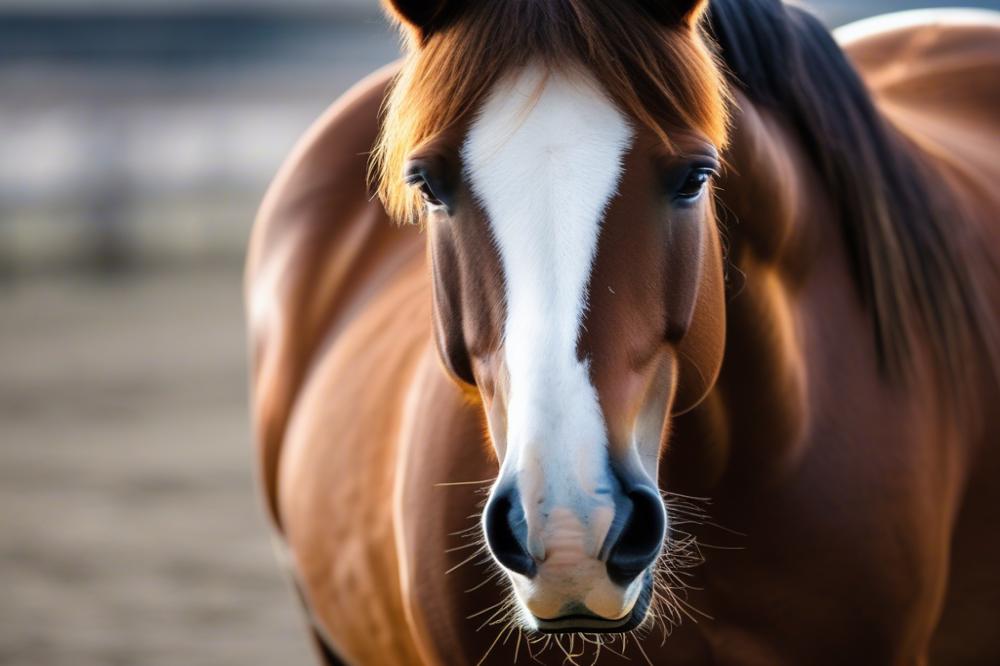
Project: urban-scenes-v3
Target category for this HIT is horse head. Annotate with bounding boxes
[378,0,729,633]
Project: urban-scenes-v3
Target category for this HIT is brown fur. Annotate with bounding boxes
[246,3,1000,663]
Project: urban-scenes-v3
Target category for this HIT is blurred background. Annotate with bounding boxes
[0,1,997,664]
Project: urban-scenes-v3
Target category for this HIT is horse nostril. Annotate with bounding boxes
[483,487,537,578]
[606,485,667,586]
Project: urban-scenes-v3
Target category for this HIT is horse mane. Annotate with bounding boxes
[708,0,998,406]
[373,0,729,223]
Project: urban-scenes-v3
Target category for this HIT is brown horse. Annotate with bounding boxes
[245,1,1000,663]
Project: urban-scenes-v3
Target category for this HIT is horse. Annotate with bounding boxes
[245,1,1000,663]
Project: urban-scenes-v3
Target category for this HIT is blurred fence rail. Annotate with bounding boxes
[0,6,397,274]
[1,0,998,274]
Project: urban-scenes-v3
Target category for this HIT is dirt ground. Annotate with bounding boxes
[0,267,313,666]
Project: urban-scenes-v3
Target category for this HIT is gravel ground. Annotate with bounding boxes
[0,267,313,666]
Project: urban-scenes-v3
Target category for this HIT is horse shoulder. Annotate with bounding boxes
[245,61,411,529]
[277,259,432,665]
[278,276,489,663]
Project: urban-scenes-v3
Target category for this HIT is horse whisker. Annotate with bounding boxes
[467,599,509,620]
[434,478,496,487]
[446,548,489,575]
[476,621,510,666]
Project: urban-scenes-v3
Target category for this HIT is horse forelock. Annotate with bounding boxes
[373,0,730,225]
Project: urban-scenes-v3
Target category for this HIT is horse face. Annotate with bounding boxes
[408,64,726,632]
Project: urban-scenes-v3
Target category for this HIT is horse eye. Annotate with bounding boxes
[404,172,442,206]
[418,179,444,207]
[674,168,714,202]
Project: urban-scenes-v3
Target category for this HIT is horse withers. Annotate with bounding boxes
[246,1,1000,663]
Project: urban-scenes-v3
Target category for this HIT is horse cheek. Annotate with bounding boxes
[669,213,726,415]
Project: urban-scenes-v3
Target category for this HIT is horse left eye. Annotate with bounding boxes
[675,168,713,202]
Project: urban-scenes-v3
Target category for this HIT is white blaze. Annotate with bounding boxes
[463,65,633,560]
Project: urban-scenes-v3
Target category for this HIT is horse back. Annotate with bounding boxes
[841,12,1000,231]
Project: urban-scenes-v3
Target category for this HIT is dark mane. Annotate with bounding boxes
[708,0,997,404]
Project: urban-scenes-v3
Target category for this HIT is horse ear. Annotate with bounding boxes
[382,0,460,43]
[635,0,710,28]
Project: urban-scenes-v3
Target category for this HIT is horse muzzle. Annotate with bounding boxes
[482,471,666,632]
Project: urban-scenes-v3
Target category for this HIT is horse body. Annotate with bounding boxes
[246,7,1000,665]
[841,16,1000,663]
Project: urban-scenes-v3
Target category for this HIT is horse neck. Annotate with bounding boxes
[666,93,854,494]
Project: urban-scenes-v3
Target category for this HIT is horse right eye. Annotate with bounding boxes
[409,174,443,207]
[404,162,452,212]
